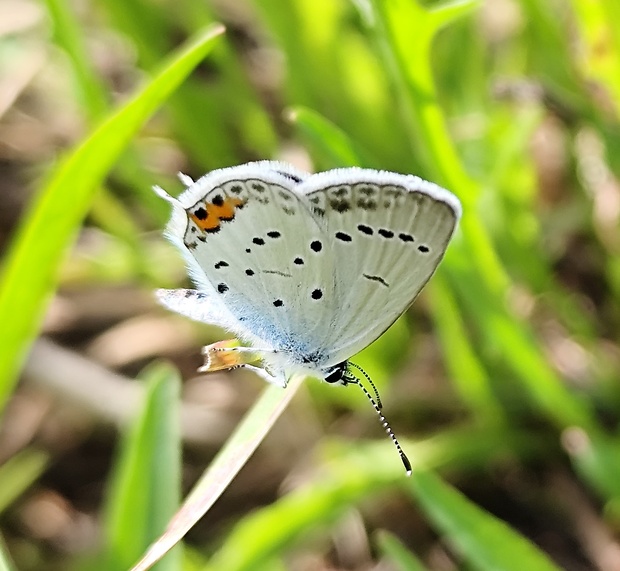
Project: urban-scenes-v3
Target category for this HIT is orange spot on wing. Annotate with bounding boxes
[189,197,246,232]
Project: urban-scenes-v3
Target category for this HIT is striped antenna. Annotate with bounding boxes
[348,361,382,409]
[345,365,411,476]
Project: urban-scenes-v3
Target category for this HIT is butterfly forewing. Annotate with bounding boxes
[174,162,338,358]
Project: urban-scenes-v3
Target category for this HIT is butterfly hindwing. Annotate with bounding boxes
[298,169,461,366]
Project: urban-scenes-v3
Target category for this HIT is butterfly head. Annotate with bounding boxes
[323,361,349,385]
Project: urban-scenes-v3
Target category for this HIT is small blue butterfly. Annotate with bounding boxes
[155,161,461,473]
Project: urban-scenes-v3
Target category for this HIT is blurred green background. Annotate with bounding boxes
[0,0,619,570]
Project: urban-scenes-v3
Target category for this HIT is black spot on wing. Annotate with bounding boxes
[358,224,373,235]
[263,270,293,278]
[335,232,352,242]
[378,229,394,239]
[214,261,229,269]
[310,240,322,252]
[273,299,284,307]
[363,274,389,288]
[399,232,414,242]
[217,283,229,293]
[418,245,430,253]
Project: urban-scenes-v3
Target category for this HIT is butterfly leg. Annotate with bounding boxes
[202,342,277,369]
[199,340,286,387]
[211,346,278,355]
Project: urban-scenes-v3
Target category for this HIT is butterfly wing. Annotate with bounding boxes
[298,168,461,366]
[161,161,339,361]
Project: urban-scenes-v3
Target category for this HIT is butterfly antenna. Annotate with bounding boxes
[345,370,412,476]
[348,362,382,409]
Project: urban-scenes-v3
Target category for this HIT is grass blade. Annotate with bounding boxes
[375,530,429,571]
[103,362,182,571]
[129,375,304,571]
[0,24,225,414]
[0,449,49,515]
[0,534,15,571]
[408,470,562,571]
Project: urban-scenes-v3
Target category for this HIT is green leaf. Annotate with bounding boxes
[44,0,109,121]
[0,449,49,515]
[286,106,366,168]
[0,24,224,415]
[407,470,562,571]
[0,534,16,571]
[103,362,182,571]
[429,0,481,32]
[375,530,429,571]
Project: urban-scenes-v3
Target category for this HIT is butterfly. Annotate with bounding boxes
[155,161,461,473]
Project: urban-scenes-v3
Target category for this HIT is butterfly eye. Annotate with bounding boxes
[324,362,347,383]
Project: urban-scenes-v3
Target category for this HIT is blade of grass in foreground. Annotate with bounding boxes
[0,534,15,571]
[129,375,304,571]
[0,448,49,515]
[408,469,562,571]
[103,363,182,571]
[375,530,429,571]
[0,24,225,414]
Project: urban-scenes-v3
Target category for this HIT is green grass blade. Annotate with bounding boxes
[0,449,49,515]
[375,530,429,571]
[408,469,562,571]
[103,362,182,571]
[0,24,224,414]
[427,273,503,423]
[568,0,620,113]
[286,106,367,168]
[0,534,15,571]
[43,0,109,121]
[129,375,304,571]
